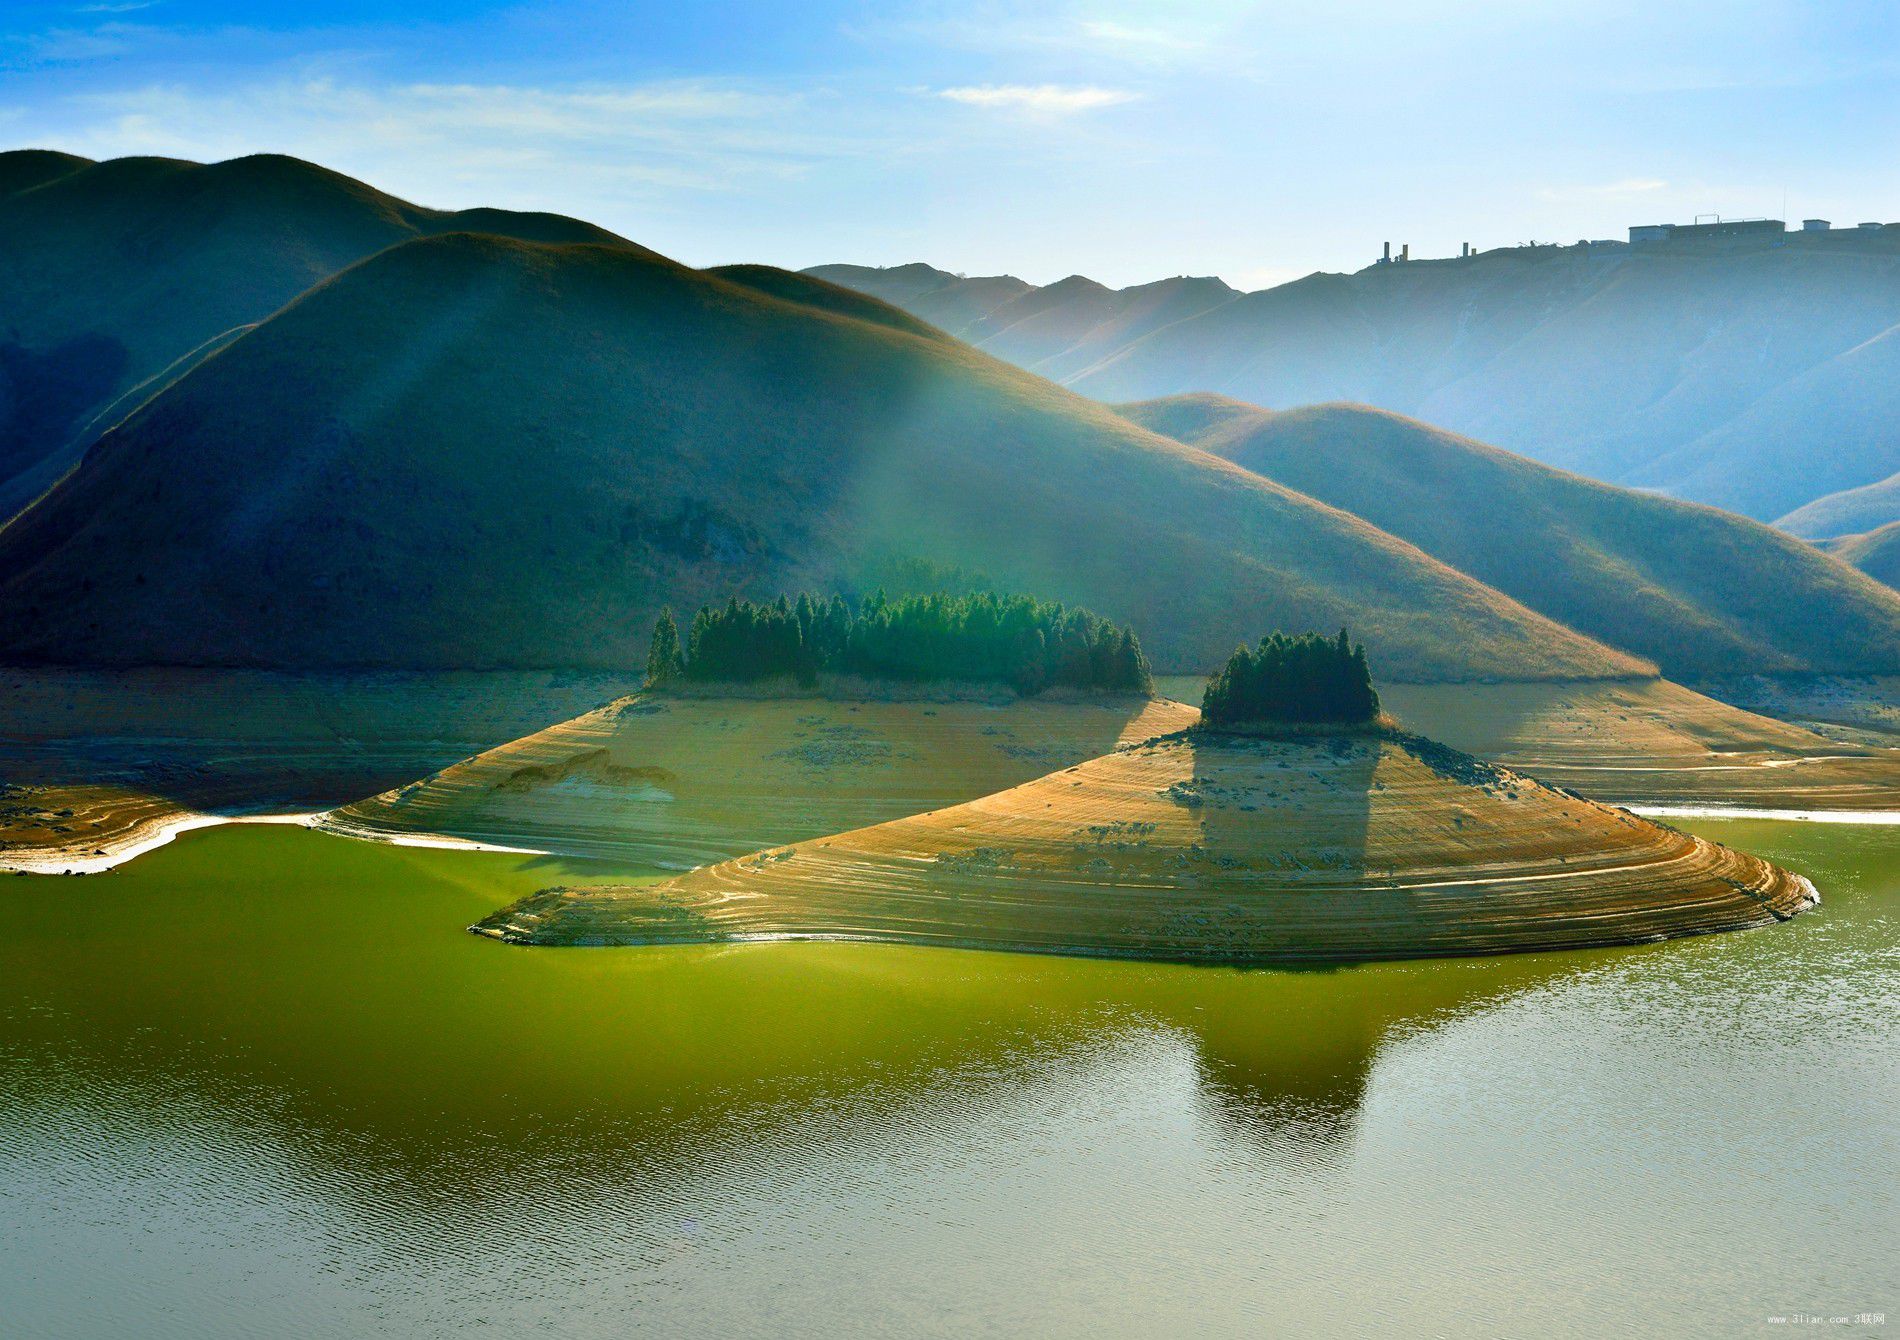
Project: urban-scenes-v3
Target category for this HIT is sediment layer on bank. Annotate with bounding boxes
[478,729,1816,961]
[322,691,1196,869]
[0,668,624,873]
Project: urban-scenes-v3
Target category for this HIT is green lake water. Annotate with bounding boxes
[1,820,1894,1338]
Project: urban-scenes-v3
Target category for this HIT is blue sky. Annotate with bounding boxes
[5,1,1899,287]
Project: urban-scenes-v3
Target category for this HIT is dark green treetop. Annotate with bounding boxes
[1201,628,1379,727]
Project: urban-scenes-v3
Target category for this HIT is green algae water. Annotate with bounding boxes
[1,821,1894,1338]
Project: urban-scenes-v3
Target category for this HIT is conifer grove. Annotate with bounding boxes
[1201,629,1379,727]
[644,592,1152,695]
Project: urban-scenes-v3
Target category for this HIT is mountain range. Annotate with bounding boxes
[0,217,1641,679]
[1,149,1897,678]
[1116,396,1900,677]
[811,240,1900,529]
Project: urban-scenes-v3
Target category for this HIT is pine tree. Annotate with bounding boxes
[645,607,684,686]
[659,588,1152,695]
[1201,629,1378,727]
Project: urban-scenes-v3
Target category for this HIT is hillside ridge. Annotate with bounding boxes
[1116,395,1900,678]
[0,229,1647,682]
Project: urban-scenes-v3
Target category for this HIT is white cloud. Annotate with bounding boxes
[1077,19,1207,54]
[935,84,1138,114]
[16,22,146,61]
[1536,177,1669,202]
[47,76,867,197]
[857,6,1241,73]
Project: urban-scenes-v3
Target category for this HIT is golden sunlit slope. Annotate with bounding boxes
[1378,678,1900,812]
[1827,521,1900,589]
[320,690,1197,868]
[477,728,1815,961]
[1150,673,1900,812]
[1119,396,1900,678]
[0,232,1645,680]
[704,264,948,341]
[0,150,642,518]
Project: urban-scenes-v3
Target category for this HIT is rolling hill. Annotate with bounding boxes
[0,149,640,519]
[0,232,1644,680]
[805,263,1237,382]
[813,234,1900,519]
[1826,522,1900,589]
[1778,468,1900,540]
[1117,395,1900,679]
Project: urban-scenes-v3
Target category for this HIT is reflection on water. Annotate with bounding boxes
[2,821,1895,1338]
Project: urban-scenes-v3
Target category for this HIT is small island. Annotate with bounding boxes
[476,626,1817,960]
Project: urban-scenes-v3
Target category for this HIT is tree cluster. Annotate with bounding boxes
[644,591,1152,695]
[1201,629,1379,728]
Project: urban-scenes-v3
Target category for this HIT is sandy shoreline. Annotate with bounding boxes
[478,732,1820,959]
[1628,805,1900,825]
[2,811,321,875]
[6,796,1896,877]
[1,809,562,875]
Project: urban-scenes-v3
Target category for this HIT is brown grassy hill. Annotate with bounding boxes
[1119,396,1900,678]
[0,233,1642,680]
[1778,469,1900,539]
[704,264,946,340]
[1827,522,1900,588]
[0,150,641,518]
[477,728,1814,960]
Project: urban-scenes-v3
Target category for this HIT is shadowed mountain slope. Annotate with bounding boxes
[0,234,1642,680]
[0,149,642,518]
[816,237,1900,518]
[0,148,90,196]
[1827,522,1900,589]
[1118,395,1900,678]
[1778,468,1900,540]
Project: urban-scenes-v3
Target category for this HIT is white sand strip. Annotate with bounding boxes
[1628,805,1900,825]
[2,812,322,876]
[4,810,557,876]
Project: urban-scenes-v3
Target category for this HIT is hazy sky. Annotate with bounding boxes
[6,0,1898,287]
